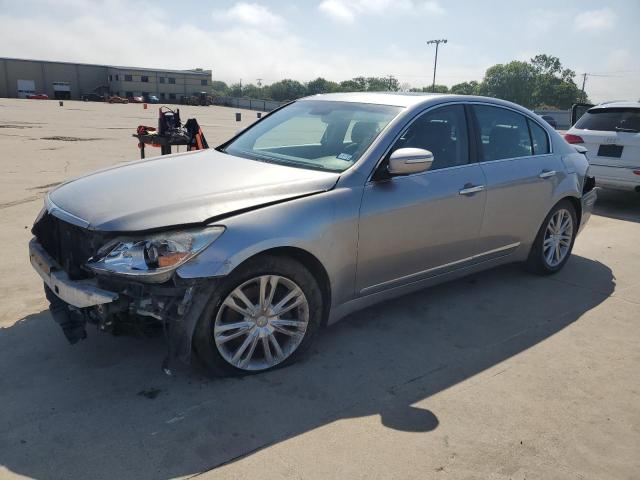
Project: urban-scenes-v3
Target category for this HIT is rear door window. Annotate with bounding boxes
[528,119,550,155]
[473,105,533,161]
[574,108,640,133]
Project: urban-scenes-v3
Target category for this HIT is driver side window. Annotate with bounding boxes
[391,105,469,171]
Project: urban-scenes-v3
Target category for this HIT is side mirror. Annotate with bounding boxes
[387,148,434,176]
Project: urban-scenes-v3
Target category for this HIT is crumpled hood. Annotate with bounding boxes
[48,149,340,232]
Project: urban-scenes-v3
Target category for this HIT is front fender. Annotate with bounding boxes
[176,187,362,307]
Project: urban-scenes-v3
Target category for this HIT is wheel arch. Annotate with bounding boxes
[562,195,582,226]
[232,246,332,326]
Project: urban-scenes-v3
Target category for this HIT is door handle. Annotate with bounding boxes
[539,170,556,179]
[459,185,485,195]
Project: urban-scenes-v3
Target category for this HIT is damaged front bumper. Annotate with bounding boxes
[29,237,217,366]
[30,238,118,308]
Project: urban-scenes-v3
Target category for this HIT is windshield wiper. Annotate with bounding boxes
[614,126,639,133]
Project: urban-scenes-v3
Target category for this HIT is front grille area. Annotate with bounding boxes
[33,212,109,280]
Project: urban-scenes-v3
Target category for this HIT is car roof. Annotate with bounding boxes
[299,92,447,107]
[591,101,640,110]
[299,92,535,111]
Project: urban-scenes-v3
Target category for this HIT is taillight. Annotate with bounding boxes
[564,133,584,144]
[633,170,640,176]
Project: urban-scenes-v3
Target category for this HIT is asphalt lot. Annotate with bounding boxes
[0,99,639,480]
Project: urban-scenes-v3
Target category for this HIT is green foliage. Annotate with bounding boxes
[409,85,449,93]
[479,54,585,108]
[228,83,243,97]
[210,80,229,96]
[268,79,307,101]
[481,61,537,108]
[306,77,340,95]
[215,55,583,109]
[450,81,480,95]
[239,83,263,99]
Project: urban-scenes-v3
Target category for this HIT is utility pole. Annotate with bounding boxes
[580,73,588,103]
[256,78,263,87]
[387,74,395,91]
[426,38,447,92]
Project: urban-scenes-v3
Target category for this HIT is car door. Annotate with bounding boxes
[471,104,564,252]
[356,104,487,295]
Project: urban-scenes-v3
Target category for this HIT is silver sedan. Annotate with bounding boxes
[29,92,597,374]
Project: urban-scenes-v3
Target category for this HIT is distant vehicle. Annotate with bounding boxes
[81,93,104,102]
[147,95,160,104]
[541,115,557,129]
[564,101,640,192]
[26,93,48,100]
[128,96,144,103]
[108,96,129,104]
[29,93,597,375]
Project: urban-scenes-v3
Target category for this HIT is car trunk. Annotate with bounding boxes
[578,130,640,168]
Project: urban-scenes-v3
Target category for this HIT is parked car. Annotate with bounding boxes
[128,96,144,103]
[108,96,129,104]
[26,93,48,100]
[82,93,105,102]
[147,95,160,104]
[541,115,557,129]
[29,93,597,375]
[564,101,640,192]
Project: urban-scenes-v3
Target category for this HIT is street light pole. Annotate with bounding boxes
[426,39,447,92]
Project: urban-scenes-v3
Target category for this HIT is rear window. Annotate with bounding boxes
[574,108,640,133]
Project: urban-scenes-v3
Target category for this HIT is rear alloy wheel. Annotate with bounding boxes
[542,209,574,267]
[194,255,322,375]
[526,200,577,275]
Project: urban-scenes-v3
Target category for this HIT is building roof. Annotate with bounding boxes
[0,57,211,76]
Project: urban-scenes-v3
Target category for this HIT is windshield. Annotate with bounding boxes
[223,100,402,172]
[574,107,640,133]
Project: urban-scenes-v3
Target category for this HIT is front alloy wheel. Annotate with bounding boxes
[194,255,322,375]
[214,275,310,371]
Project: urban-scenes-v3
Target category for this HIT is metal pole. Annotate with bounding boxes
[432,42,439,92]
[580,73,587,103]
[427,39,447,93]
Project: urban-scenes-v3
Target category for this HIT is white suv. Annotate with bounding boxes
[565,101,640,192]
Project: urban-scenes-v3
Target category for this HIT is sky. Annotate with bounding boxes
[0,0,639,103]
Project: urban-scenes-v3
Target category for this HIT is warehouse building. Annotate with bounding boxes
[0,57,212,101]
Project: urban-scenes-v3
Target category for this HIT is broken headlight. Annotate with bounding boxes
[86,226,224,282]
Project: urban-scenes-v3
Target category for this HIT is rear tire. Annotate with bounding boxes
[526,200,577,275]
[193,255,323,376]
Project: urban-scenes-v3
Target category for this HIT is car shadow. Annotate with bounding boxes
[593,188,640,223]
[0,256,614,480]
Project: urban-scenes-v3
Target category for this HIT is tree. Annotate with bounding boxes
[340,77,368,91]
[365,76,400,91]
[210,80,229,96]
[228,83,243,97]
[479,54,584,109]
[240,83,263,99]
[529,54,583,109]
[306,77,340,95]
[408,85,448,93]
[450,81,480,95]
[268,79,307,101]
[480,61,537,108]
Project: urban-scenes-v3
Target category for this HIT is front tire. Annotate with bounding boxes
[193,255,323,375]
[526,200,577,275]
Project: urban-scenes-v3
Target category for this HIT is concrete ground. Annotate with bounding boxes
[0,99,638,480]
